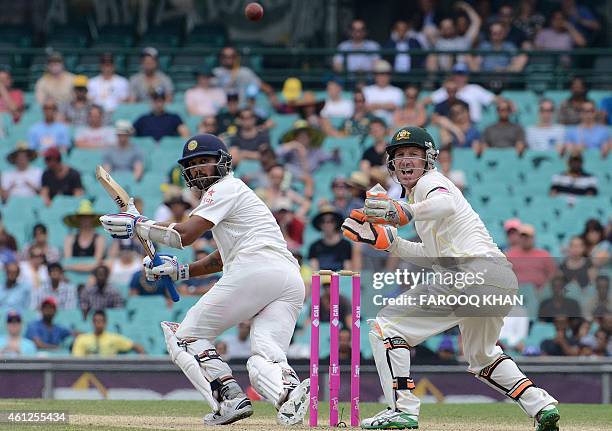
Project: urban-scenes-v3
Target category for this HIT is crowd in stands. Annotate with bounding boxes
[0,1,610,361]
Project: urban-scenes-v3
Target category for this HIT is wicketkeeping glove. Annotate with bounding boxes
[143,254,190,282]
[363,184,412,227]
[341,209,397,251]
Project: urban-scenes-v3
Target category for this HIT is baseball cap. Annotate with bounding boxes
[47,51,64,62]
[518,224,536,237]
[151,87,166,100]
[141,46,159,59]
[281,78,302,102]
[43,147,62,161]
[115,119,134,135]
[41,296,58,308]
[452,63,470,74]
[503,218,522,232]
[226,90,239,102]
[373,60,392,74]
[6,310,21,323]
[73,75,89,88]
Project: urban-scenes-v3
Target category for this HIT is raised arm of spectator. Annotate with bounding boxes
[178,122,190,138]
[564,21,586,47]
[133,160,144,182]
[457,1,482,45]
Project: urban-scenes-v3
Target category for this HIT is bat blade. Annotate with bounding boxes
[95,165,180,302]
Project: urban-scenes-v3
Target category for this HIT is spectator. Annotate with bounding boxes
[426,2,481,71]
[506,224,557,289]
[255,164,311,220]
[222,320,252,359]
[559,236,596,289]
[30,263,77,310]
[514,0,545,42]
[363,60,402,126]
[534,11,586,54]
[325,176,363,218]
[59,75,95,127]
[437,101,482,150]
[21,223,61,264]
[102,120,144,182]
[475,22,527,72]
[549,153,598,197]
[80,265,125,318]
[72,310,144,356]
[133,88,189,141]
[27,99,71,153]
[338,91,375,137]
[499,305,530,353]
[105,240,142,290]
[540,316,580,356]
[494,4,528,47]
[526,99,565,151]
[431,79,469,120]
[34,51,75,105]
[338,328,352,363]
[360,117,389,174]
[74,105,116,149]
[19,246,49,293]
[437,147,467,192]
[229,108,270,164]
[383,20,424,72]
[0,68,24,123]
[1,144,42,201]
[177,248,220,296]
[482,99,526,153]
[333,19,380,73]
[308,205,352,272]
[427,63,497,124]
[40,147,84,206]
[269,198,305,252]
[160,192,192,225]
[294,92,326,129]
[277,120,337,177]
[25,297,72,351]
[502,218,522,252]
[215,91,241,134]
[129,268,164,297]
[87,53,129,114]
[321,79,353,120]
[538,276,582,322]
[129,47,173,102]
[558,77,589,126]
[197,116,219,135]
[0,263,30,315]
[0,311,37,356]
[598,95,612,125]
[560,0,601,42]
[583,275,610,321]
[213,46,264,104]
[392,85,427,129]
[185,67,227,117]
[563,101,611,157]
[63,200,106,272]
[319,282,352,328]
[581,219,610,269]
[0,213,18,256]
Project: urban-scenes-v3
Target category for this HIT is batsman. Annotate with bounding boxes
[341,127,560,430]
[99,134,309,426]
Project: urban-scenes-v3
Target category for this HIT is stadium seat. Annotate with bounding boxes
[524,321,556,351]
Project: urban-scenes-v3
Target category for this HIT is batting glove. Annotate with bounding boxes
[341,209,397,251]
[363,187,412,227]
[144,254,190,282]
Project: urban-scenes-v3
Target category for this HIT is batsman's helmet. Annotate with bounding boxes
[386,126,438,172]
[178,134,232,190]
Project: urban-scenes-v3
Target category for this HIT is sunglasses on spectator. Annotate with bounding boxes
[539,107,554,112]
[321,218,337,224]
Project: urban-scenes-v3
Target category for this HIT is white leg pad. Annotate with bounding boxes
[475,354,558,417]
[161,321,220,412]
[246,355,290,408]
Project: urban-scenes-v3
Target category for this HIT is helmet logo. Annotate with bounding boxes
[187,140,198,151]
[396,129,411,140]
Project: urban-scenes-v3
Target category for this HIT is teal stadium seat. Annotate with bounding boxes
[524,322,556,351]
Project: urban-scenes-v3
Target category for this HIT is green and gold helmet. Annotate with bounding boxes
[386,126,438,171]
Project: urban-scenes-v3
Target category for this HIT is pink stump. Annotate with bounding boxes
[351,273,361,427]
[329,273,340,426]
[309,274,320,427]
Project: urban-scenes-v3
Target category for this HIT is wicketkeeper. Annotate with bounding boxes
[99,134,310,426]
[341,127,559,431]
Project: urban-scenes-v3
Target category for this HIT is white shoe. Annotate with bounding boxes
[277,378,310,426]
[203,396,253,425]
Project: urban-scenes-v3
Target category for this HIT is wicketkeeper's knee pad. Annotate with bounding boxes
[474,354,557,417]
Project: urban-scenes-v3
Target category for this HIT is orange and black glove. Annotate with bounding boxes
[363,189,412,227]
[341,209,397,251]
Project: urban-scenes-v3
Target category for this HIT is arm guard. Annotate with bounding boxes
[136,221,184,249]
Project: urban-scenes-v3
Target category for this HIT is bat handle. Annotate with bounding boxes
[152,253,181,302]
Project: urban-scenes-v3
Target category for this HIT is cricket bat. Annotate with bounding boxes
[96,165,180,302]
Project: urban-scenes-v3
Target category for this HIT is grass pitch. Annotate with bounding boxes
[0,399,610,430]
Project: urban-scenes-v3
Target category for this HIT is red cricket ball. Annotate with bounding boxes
[245,2,264,21]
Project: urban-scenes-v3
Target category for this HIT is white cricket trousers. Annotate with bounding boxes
[175,253,305,363]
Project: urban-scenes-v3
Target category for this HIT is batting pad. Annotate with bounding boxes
[246,355,296,409]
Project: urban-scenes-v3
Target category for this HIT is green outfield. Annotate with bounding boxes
[0,400,610,430]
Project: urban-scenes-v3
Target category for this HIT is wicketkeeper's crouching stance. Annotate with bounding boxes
[341,127,560,431]
[99,134,309,426]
